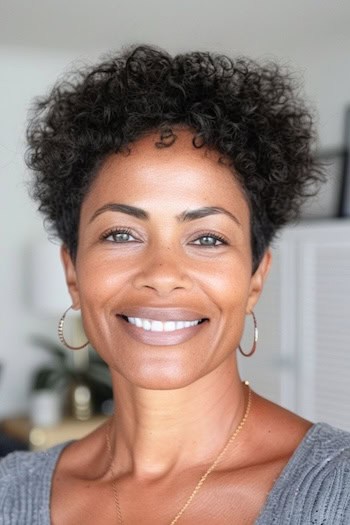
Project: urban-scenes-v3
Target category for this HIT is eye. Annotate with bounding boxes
[191,232,228,247]
[101,227,137,243]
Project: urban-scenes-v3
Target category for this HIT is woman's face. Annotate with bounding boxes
[62,129,271,389]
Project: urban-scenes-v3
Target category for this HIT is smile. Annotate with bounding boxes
[122,315,206,332]
[118,315,209,346]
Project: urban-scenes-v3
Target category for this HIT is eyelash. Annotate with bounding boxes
[100,228,228,247]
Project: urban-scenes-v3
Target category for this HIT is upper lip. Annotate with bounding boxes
[118,307,209,322]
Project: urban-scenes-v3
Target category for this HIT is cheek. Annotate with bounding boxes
[207,257,252,328]
[210,263,252,337]
[73,256,125,344]
[76,252,129,302]
[203,256,252,304]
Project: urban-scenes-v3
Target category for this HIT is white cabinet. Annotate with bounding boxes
[238,220,350,431]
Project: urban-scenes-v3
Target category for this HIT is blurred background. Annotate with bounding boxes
[0,0,349,454]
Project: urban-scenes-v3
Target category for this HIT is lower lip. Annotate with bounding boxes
[117,316,209,346]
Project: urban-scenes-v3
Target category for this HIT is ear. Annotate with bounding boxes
[246,250,272,314]
[60,245,81,310]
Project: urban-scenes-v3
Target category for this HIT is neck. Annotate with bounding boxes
[107,355,249,480]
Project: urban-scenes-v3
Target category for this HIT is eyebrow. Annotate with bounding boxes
[89,203,241,227]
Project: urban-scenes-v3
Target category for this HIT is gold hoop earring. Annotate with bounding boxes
[238,311,258,357]
[58,305,89,350]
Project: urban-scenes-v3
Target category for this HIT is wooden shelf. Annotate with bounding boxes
[1,415,108,451]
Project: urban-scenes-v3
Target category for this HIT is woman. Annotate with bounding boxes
[1,45,349,524]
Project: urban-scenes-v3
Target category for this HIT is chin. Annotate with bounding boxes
[113,363,206,391]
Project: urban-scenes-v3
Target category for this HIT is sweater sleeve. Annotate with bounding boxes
[0,442,72,525]
[290,449,350,524]
[255,423,350,524]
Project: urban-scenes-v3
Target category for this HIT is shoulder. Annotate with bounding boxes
[305,422,350,479]
[256,423,350,524]
[304,423,350,490]
[0,441,72,525]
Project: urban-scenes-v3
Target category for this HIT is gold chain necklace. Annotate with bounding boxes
[105,380,252,524]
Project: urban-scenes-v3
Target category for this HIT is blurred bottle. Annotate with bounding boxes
[68,378,92,421]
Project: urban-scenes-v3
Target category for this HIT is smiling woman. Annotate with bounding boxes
[60,131,259,393]
[1,45,350,525]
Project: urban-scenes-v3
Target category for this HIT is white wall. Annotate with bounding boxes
[290,35,350,148]
[0,47,77,418]
[1,26,349,418]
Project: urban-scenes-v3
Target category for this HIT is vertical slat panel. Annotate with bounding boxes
[297,241,350,430]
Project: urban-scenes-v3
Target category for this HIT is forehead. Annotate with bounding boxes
[83,129,248,217]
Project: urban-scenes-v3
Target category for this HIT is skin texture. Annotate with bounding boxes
[55,129,312,524]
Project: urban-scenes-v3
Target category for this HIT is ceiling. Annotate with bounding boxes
[1,0,349,57]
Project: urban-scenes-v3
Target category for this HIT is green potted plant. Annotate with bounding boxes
[30,336,113,423]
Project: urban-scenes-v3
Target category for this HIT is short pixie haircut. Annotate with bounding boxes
[26,44,323,272]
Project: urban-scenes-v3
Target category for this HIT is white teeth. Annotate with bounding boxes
[143,319,152,331]
[164,321,176,331]
[135,317,143,328]
[126,317,203,332]
[150,320,163,332]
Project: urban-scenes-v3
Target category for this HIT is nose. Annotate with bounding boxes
[132,244,193,296]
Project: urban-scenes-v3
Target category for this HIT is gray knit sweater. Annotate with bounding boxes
[0,422,349,524]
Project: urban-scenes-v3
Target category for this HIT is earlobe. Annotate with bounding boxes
[60,245,81,309]
[246,250,272,314]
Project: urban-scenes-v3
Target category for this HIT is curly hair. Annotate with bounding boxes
[26,44,324,272]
